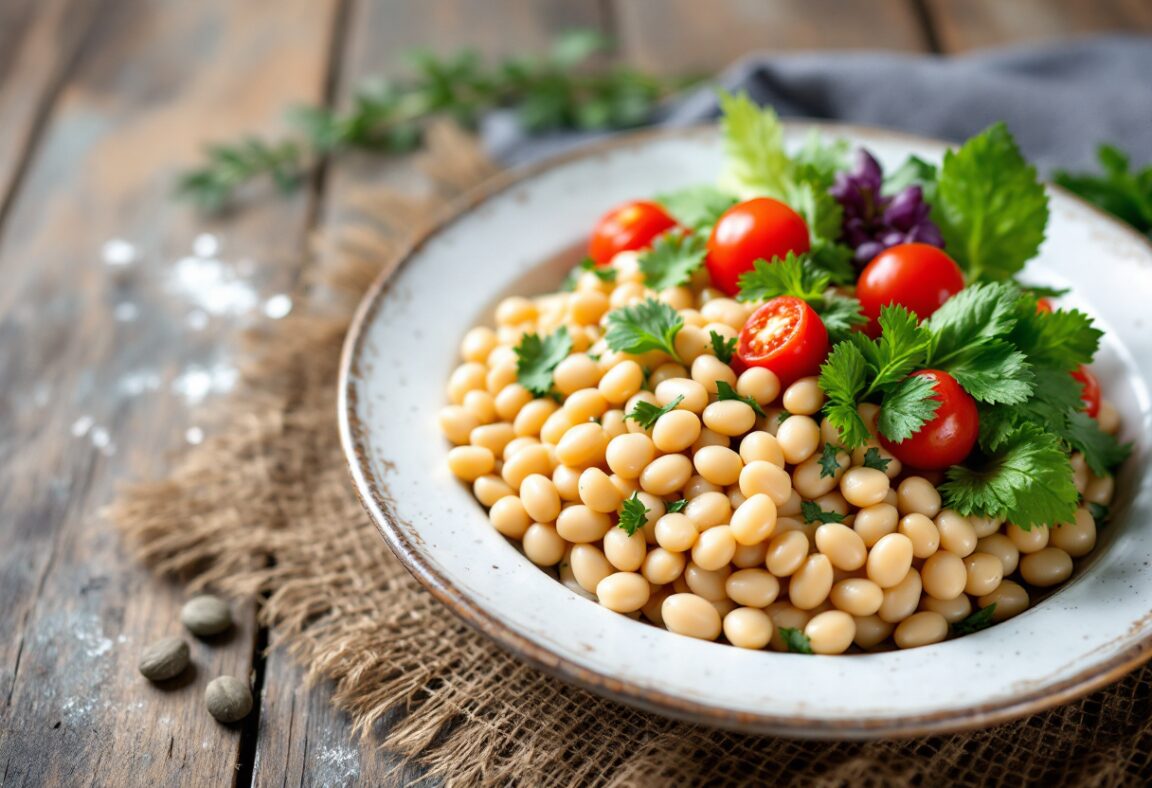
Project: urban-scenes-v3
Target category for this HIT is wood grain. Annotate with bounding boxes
[611,0,931,74]
[0,0,339,783]
[927,0,1152,52]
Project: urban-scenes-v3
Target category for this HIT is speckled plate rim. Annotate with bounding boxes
[338,122,1152,739]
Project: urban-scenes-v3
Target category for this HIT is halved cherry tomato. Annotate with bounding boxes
[706,197,810,296]
[588,200,678,266]
[736,296,828,386]
[1036,297,1054,313]
[856,244,965,337]
[879,370,979,470]
[1072,366,1101,418]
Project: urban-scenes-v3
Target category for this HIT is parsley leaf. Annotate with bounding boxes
[940,423,1079,529]
[952,604,997,636]
[736,253,827,304]
[709,330,737,364]
[864,306,931,393]
[666,498,688,514]
[561,257,616,291]
[638,232,707,290]
[932,123,1049,281]
[801,501,846,524]
[791,131,851,190]
[818,443,847,479]
[785,180,843,243]
[604,298,684,360]
[818,294,867,345]
[624,395,683,430]
[1053,144,1152,239]
[1057,411,1131,476]
[656,186,737,231]
[718,90,790,199]
[862,447,891,472]
[715,380,766,417]
[818,341,872,449]
[926,282,1021,365]
[514,326,573,397]
[1009,301,1101,373]
[779,627,814,654]
[876,373,940,443]
[944,339,1034,406]
[617,492,650,536]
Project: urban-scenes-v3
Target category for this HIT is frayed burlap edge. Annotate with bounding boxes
[110,125,1152,787]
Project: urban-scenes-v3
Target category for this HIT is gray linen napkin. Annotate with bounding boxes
[485,35,1152,172]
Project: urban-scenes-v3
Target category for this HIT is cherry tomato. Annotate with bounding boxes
[706,197,811,296]
[588,200,678,266]
[1035,297,1054,313]
[856,244,965,336]
[1072,366,1101,418]
[879,370,979,470]
[736,296,828,386]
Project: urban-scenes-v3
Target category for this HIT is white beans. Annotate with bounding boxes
[693,445,743,486]
[1019,547,1073,587]
[840,467,890,508]
[805,610,856,654]
[893,611,948,649]
[640,454,694,496]
[867,533,914,588]
[789,554,834,610]
[897,477,941,517]
[725,569,780,608]
[597,572,650,612]
[814,523,867,571]
[520,474,561,522]
[729,494,777,546]
[703,400,757,437]
[724,608,773,649]
[776,415,821,464]
[662,593,722,640]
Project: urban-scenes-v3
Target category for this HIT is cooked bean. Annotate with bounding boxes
[462,389,497,424]
[804,610,856,655]
[776,415,821,464]
[513,398,558,437]
[896,476,941,517]
[503,436,540,460]
[654,513,698,552]
[766,530,809,577]
[829,578,884,617]
[731,540,768,568]
[447,362,488,404]
[815,523,867,571]
[853,503,899,547]
[920,551,967,600]
[703,400,758,437]
[473,475,514,507]
[553,354,602,395]
[963,552,1004,596]
[1007,522,1049,554]
[691,355,737,394]
[642,548,686,585]
[1051,507,1097,557]
[852,614,895,649]
[840,467,890,508]
[767,603,813,651]
[439,405,480,445]
[640,454,694,496]
[662,593,722,640]
[651,409,702,453]
[1098,399,1121,434]
[978,580,1030,621]
[575,468,621,514]
[520,474,561,522]
[877,568,922,623]
[601,409,627,439]
[738,460,792,505]
[460,326,497,363]
[597,572,650,613]
[654,378,708,413]
[556,505,612,543]
[522,523,566,566]
[898,513,941,559]
[684,491,732,530]
[603,433,654,480]
[737,368,781,407]
[470,423,516,457]
[723,608,773,649]
[489,496,531,539]
[791,456,842,499]
[570,544,613,593]
[725,568,780,608]
[781,377,824,415]
[552,464,582,501]
[1085,474,1115,506]
[738,431,785,466]
[919,593,972,623]
[694,445,743,486]
[1019,547,1074,587]
[729,494,777,546]
[495,295,536,325]
[555,423,608,467]
[598,360,644,404]
[673,324,710,363]
[968,514,1002,539]
[866,533,914,588]
[894,611,948,649]
[789,554,834,610]
[778,489,803,518]
[691,428,729,454]
[934,509,977,557]
[563,389,608,425]
[976,533,1020,575]
[684,474,723,499]
[570,289,610,324]
[502,444,553,489]
[447,446,495,482]
[691,526,737,571]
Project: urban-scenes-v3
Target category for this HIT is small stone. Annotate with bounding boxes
[138,636,190,681]
[181,594,232,637]
[205,675,253,723]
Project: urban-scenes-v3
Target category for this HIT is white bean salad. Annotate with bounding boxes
[440,95,1129,654]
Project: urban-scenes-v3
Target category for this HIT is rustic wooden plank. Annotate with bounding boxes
[0,0,104,219]
[926,0,1152,52]
[611,0,931,75]
[0,0,340,784]
[249,1,606,784]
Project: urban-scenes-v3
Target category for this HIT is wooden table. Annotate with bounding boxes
[1,1,1149,783]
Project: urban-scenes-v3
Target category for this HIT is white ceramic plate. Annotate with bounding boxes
[339,124,1152,738]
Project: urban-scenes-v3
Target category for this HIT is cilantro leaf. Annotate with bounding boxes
[952,604,997,636]
[940,423,1079,529]
[715,380,766,417]
[1009,302,1101,373]
[514,327,573,397]
[807,239,857,286]
[876,374,940,443]
[625,395,683,430]
[1058,411,1131,476]
[818,294,867,345]
[604,298,684,360]
[561,258,615,292]
[801,500,846,524]
[709,330,736,364]
[736,253,827,304]
[862,447,891,472]
[818,443,846,479]
[791,131,851,190]
[943,339,1034,406]
[864,305,931,394]
[617,492,650,536]
[638,232,707,291]
[819,341,872,449]
[779,627,814,654]
[666,498,688,514]
[1053,144,1152,239]
[656,186,737,231]
[718,90,790,199]
[785,180,843,242]
[925,282,1021,366]
[933,123,1050,281]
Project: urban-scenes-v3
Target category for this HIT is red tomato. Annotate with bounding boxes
[1072,366,1101,418]
[736,296,828,386]
[588,200,678,265]
[1036,298,1054,313]
[856,244,965,336]
[706,197,811,296]
[879,370,979,470]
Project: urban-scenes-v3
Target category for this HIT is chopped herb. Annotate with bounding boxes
[736,253,826,304]
[666,498,688,514]
[625,395,683,430]
[1053,144,1152,240]
[777,411,792,425]
[514,326,573,397]
[617,492,650,536]
[1021,284,1070,299]
[779,627,814,654]
[1057,411,1131,477]
[818,443,845,479]
[715,380,765,417]
[638,232,707,290]
[861,447,892,473]
[951,604,998,636]
[604,298,684,360]
[800,501,846,525]
[1088,502,1111,523]
[562,257,616,291]
[710,331,737,364]
[655,186,737,231]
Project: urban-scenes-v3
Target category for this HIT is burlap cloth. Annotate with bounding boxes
[111,126,1152,786]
